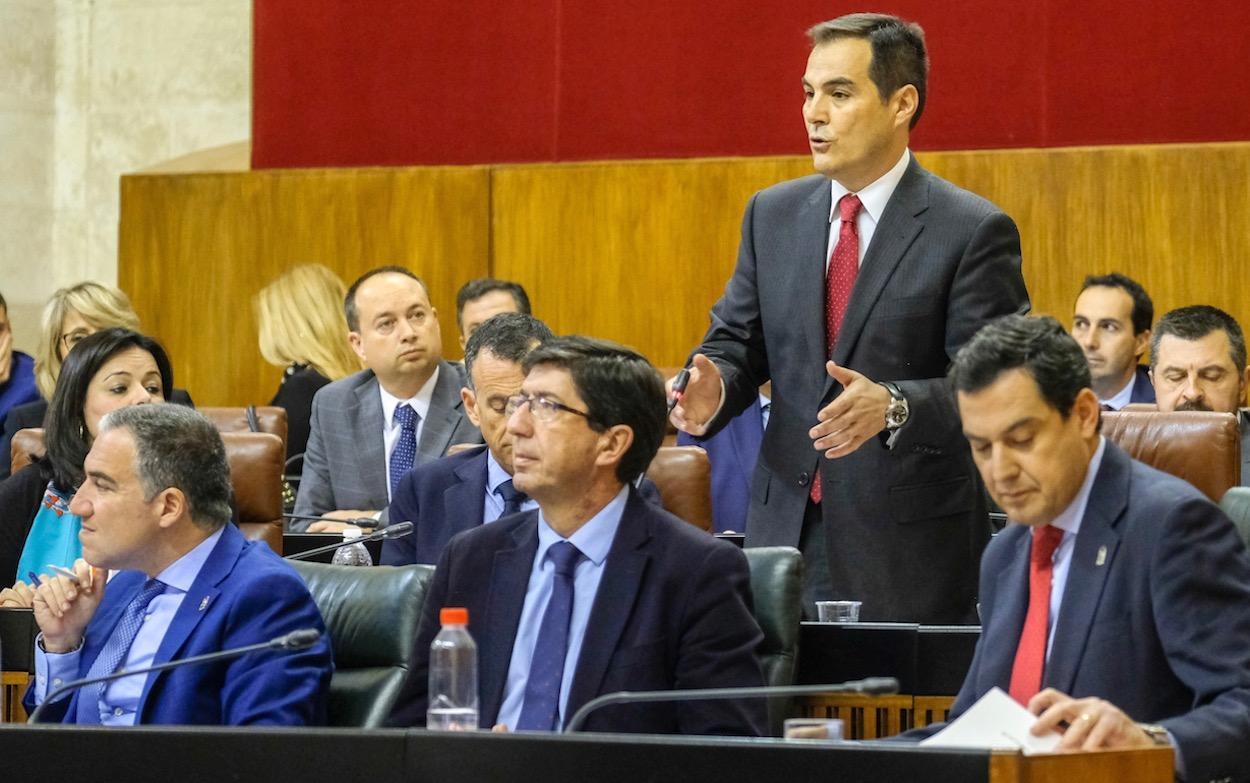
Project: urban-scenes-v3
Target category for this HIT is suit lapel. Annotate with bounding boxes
[564,492,652,723]
[798,180,833,373]
[826,159,928,396]
[479,515,539,724]
[979,528,1032,692]
[445,448,490,531]
[1044,446,1127,694]
[417,362,466,463]
[353,373,389,502]
[135,525,244,718]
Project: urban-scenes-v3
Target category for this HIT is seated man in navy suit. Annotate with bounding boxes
[389,336,765,735]
[908,315,1250,783]
[1069,273,1155,410]
[27,404,332,725]
[382,312,553,565]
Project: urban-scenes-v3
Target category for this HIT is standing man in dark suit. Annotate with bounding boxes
[910,315,1250,783]
[389,337,765,735]
[382,312,553,565]
[292,266,481,532]
[671,13,1028,621]
[1070,273,1155,409]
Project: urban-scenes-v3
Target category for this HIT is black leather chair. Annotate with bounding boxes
[743,546,802,735]
[289,561,433,727]
[1219,487,1250,548]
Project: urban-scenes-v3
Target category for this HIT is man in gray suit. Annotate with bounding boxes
[292,266,481,532]
[672,13,1029,622]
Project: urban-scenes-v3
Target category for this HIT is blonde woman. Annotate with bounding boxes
[0,282,192,480]
[256,264,360,461]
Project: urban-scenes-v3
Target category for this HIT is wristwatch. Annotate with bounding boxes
[1137,723,1173,747]
[880,382,910,430]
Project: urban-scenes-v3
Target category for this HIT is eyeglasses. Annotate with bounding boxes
[505,393,592,423]
[59,329,93,353]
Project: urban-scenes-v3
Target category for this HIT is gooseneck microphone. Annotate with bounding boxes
[563,677,900,733]
[27,628,322,724]
[283,521,414,561]
[282,512,380,530]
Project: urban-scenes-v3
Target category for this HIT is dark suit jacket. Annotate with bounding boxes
[676,397,764,534]
[1129,365,1156,405]
[381,445,664,566]
[696,156,1029,623]
[291,362,482,529]
[914,443,1250,783]
[388,488,767,735]
[27,523,333,725]
[269,364,332,463]
[0,388,195,481]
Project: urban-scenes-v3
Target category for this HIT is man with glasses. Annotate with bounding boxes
[389,336,766,735]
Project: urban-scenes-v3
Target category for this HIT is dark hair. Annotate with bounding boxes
[807,13,928,129]
[950,315,1090,418]
[522,336,666,484]
[99,405,232,530]
[455,278,532,330]
[1151,305,1247,372]
[344,265,427,332]
[1079,273,1153,335]
[463,312,553,388]
[43,328,174,490]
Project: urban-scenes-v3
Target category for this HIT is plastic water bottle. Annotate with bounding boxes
[330,526,373,566]
[427,607,479,731]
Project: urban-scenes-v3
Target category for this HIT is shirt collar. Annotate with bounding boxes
[486,449,513,495]
[153,526,225,593]
[1100,373,1137,410]
[379,364,441,429]
[829,148,911,225]
[1044,436,1107,536]
[536,484,629,568]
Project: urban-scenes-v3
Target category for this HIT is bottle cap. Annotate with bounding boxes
[440,607,469,625]
[342,526,363,540]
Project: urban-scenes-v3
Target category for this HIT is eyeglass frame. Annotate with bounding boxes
[59,328,94,354]
[505,392,600,427]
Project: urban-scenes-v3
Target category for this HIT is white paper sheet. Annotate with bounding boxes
[919,687,1061,755]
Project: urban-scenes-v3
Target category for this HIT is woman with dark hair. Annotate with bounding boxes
[0,328,173,591]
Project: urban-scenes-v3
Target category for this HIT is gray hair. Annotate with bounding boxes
[99,405,232,530]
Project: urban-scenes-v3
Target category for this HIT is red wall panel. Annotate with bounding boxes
[252,1,1250,169]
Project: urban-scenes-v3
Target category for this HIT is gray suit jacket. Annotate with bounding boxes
[696,157,1029,623]
[290,362,482,529]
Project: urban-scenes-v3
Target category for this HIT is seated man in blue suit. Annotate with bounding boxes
[27,404,332,725]
[389,336,766,735]
[383,313,662,566]
[1069,273,1155,410]
[382,312,553,565]
[908,315,1250,783]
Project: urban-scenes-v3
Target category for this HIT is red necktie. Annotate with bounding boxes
[810,193,863,505]
[1007,524,1065,704]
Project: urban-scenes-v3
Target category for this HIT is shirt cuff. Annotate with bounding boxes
[1165,729,1185,780]
[34,632,83,705]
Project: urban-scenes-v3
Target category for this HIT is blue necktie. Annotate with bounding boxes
[516,541,583,731]
[80,578,165,723]
[389,403,419,494]
[495,479,528,518]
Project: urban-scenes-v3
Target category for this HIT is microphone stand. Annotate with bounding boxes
[283,521,413,561]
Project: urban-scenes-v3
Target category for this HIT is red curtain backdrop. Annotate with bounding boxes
[252,0,1250,169]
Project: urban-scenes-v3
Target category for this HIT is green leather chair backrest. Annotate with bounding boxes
[743,546,803,735]
[1219,487,1250,549]
[290,561,434,727]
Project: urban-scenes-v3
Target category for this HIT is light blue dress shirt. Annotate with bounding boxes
[496,484,628,730]
[34,527,225,725]
[482,450,539,523]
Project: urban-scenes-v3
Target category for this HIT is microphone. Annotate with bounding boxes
[282,512,380,530]
[667,367,691,414]
[27,627,322,724]
[283,521,414,561]
[563,677,899,733]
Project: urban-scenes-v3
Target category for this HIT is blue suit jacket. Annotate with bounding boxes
[918,443,1250,782]
[382,446,664,566]
[676,397,764,534]
[1129,365,1156,404]
[29,524,333,725]
[388,488,767,735]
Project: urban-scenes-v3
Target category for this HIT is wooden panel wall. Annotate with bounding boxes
[118,167,490,406]
[118,143,1250,405]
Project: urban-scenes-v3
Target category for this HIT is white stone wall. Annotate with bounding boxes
[0,0,251,352]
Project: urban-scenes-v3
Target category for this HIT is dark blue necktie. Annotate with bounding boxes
[516,541,583,731]
[389,403,419,494]
[495,479,528,518]
[79,578,165,723]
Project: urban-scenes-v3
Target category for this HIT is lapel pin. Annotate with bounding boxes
[198,596,211,612]
[1095,546,1107,567]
